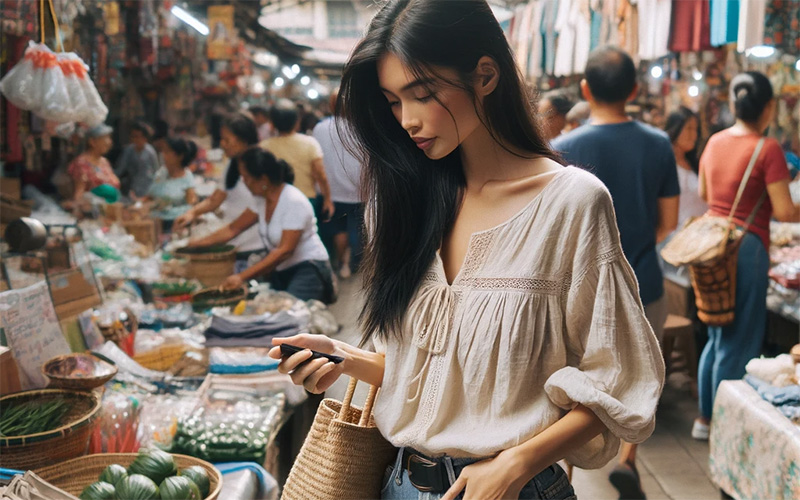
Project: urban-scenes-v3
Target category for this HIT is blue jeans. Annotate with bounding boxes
[320,202,365,272]
[381,448,576,500]
[698,232,769,419]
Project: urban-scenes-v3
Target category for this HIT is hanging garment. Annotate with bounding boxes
[541,0,560,75]
[617,0,639,60]
[737,0,766,52]
[600,0,619,46]
[554,0,591,76]
[590,0,603,50]
[669,0,712,52]
[638,0,672,60]
[527,0,545,79]
[763,0,800,51]
[710,0,740,46]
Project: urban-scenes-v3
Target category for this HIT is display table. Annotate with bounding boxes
[709,380,800,499]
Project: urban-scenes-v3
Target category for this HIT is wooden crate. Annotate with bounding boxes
[121,219,161,250]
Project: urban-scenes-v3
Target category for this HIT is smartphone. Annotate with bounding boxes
[280,343,344,364]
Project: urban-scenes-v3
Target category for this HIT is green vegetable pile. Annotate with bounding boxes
[0,398,69,437]
[78,449,210,500]
[171,406,275,462]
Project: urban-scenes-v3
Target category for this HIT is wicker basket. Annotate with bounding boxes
[35,453,222,500]
[175,245,236,287]
[191,286,247,312]
[134,344,190,372]
[0,390,101,469]
[42,354,118,391]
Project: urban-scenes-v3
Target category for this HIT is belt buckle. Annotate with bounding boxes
[407,453,441,493]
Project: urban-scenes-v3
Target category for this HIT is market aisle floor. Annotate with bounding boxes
[327,277,720,500]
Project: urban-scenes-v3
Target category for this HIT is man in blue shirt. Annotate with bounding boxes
[552,46,679,500]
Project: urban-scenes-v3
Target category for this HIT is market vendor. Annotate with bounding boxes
[65,124,121,206]
[115,121,159,199]
[187,148,334,303]
[145,137,198,206]
[173,113,264,269]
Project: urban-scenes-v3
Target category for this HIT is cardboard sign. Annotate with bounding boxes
[0,281,71,389]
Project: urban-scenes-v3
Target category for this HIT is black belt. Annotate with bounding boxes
[401,449,451,494]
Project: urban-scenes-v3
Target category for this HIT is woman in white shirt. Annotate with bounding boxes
[174,113,265,270]
[268,1,663,499]
[664,106,708,225]
[188,148,334,303]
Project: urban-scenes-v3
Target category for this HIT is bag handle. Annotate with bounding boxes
[726,137,766,231]
[40,0,65,52]
[338,377,380,427]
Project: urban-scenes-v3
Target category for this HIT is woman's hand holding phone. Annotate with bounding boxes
[269,334,347,394]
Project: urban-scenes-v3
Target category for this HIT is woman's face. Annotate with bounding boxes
[238,161,264,197]
[90,134,113,155]
[163,146,180,169]
[377,53,482,160]
[220,126,248,158]
[675,116,698,153]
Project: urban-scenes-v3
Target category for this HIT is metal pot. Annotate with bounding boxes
[4,217,47,252]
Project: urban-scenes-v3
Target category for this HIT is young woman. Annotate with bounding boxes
[693,72,800,440]
[66,124,120,205]
[174,113,265,271]
[664,107,707,226]
[146,137,198,206]
[188,148,334,303]
[270,2,664,499]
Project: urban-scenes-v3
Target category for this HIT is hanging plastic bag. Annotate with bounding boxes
[0,41,48,110]
[57,53,89,120]
[77,70,109,126]
[37,51,72,122]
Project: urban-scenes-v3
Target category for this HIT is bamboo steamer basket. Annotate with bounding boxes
[175,245,236,287]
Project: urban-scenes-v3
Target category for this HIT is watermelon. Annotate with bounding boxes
[98,464,127,487]
[114,474,159,500]
[159,476,202,500]
[178,466,210,498]
[79,481,115,500]
[128,449,177,485]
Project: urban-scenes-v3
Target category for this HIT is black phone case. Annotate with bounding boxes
[280,343,344,364]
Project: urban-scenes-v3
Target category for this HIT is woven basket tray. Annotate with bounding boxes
[191,286,247,312]
[35,453,222,500]
[133,344,189,372]
[42,353,118,391]
[0,389,101,469]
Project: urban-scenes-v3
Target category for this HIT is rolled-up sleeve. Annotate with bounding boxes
[544,187,665,469]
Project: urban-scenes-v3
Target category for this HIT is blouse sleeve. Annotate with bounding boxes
[544,183,665,469]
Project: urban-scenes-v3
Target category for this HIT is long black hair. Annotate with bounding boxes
[338,0,560,344]
[164,137,198,167]
[664,106,699,173]
[239,148,295,186]
[223,113,260,189]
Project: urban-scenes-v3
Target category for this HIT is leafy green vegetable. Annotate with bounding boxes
[159,476,201,500]
[0,398,69,437]
[114,474,159,500]
[98,464,127,487]
[128,449,177,485]
[178,467,210,498]
[79,481,115,500]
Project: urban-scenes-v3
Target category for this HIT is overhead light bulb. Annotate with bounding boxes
[253,81,266,94]
[746,45,776,58]
[170,6,209,35]
[300,76,311,86]
[650,66,663,79]
[693,69,703,81]
[281,66,296,79]
[292,64,301,75]
[274,77,285,87]
[796,59,800,71]
[307,89,319,99]
[688,85,699,97]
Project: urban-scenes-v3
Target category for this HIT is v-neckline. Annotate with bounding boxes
[437,167,570,286]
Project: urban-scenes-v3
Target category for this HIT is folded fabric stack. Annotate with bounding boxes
[744,374,800,423]
[203,313,301,347]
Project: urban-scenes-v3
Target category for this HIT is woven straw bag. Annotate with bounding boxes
[282,378,397,500]
[661,138,766,326]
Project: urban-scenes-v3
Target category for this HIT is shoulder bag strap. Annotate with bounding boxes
[726,138,766,231]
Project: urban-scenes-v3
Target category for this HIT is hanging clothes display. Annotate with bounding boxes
[669,0,712,52]
[598,0,619,47]
[525,1,545,80]
[638,0,672,60]
[763,0,800,51]
[540,0,559,76]
[737,0,766,52]
[617,0,639,60]
[554,0,591,76]
[710,0,740,46]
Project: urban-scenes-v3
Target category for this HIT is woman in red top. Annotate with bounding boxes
[66,124,120,204]
[693,71,800,440]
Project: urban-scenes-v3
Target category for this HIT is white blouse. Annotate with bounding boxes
[373,167,665,469]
